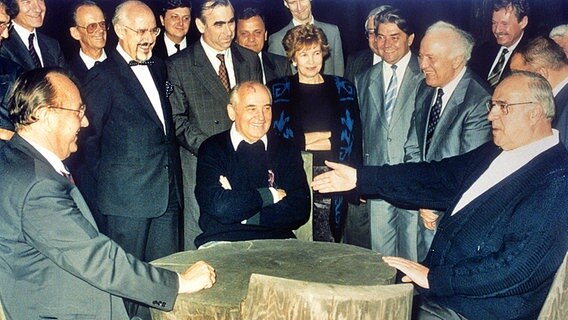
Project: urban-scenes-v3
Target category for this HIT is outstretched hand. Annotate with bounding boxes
[178,260,216,294]
[311,161,357,193]
[382,256,430,289]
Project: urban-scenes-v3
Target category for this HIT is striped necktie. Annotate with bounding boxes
[28,33,42,68]
[488,48,508,87]
[384,64,398,124]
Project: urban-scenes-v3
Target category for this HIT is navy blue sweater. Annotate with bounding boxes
[195,131,310,247]
[358,142,568,319]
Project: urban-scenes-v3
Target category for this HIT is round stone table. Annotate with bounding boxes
[150,239,396,320]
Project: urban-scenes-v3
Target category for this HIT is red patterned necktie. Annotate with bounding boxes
[217,54,230,92]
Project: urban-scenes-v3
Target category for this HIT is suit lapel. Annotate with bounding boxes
[428,71,471,153]
[3,29,35,70]
[389,55,421,126]
[193,42,229,100]
[110,52,165,130]
[369,63,388,130]
[37,33,53,67]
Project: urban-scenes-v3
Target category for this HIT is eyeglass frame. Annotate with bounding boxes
[76,21,109,34]
[364,28,376,39]
[121,24,161,37]
[0,20,11,33]
[48,104,87,119]
[485,100,538,115]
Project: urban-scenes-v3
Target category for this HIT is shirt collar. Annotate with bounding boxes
[164,33,187,53]
[499,129,559,161]
[503,32,524,52]
[21,136,69,175]
[292,15,315,26]
[12,21,35,44]
[230,123,268,151]
[440,66,467,99]
[383,51,412,73]
[116,44,149,67]
[79,49,107,70]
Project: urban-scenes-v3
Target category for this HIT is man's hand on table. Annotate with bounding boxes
[178,261,216,293]
[382,256,430,289]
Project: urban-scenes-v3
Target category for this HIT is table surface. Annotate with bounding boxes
[151,239,396,319]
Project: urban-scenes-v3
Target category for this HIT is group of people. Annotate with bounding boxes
[0,0,566,319]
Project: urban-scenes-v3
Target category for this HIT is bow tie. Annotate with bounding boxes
[128,59,154,66]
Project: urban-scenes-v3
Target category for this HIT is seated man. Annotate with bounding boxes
[312,71,568,320]
[195,81,310,248]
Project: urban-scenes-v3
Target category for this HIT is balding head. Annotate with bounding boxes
[227,81,272,143]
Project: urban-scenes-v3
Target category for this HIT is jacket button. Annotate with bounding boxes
[214,120,219,124]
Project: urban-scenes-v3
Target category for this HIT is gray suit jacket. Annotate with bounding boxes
[267,19,344,77]
[0,135,178,320]
[355,54,423,166]
[0,28,66,71]
[404,68,492,163]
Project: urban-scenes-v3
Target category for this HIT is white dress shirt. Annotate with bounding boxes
[200,37,236,89]
[431,66,467,115]
[12,22,44,67]
[487,33,524,79]
[164,34,187,57]
[79,49,107,70]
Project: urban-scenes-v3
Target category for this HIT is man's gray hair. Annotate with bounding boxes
[112,0,147,26]
[364,5,391,29]
[550,24,568,39]
[425,21,475,63]
[508,71,555,120]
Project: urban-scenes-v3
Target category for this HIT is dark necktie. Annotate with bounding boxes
[174,43,181,53]
[94,61,101,66]
[28,33,42,68]
[425,88,444,154]
[488,48,509,87]
[128,59,154,66]
[217,54,230,92]
[384,64,398,124]
[62,166,75,185]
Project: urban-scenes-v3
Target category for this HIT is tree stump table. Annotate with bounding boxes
[150,239,396,320]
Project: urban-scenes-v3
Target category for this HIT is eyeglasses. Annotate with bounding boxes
[122,25,161,37]
[49,104,87,119]
[0,20,11,33]
[76,21,108,34]
[485,100,537,115]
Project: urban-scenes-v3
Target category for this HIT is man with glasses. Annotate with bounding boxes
[68,0,108,83]
[0,0,21,147]
[77,2,182,318]
[0,67,216,320]
[153,0,192,59]
[0,0,66,71]
[313,70,568,320]
[344,5,387,83]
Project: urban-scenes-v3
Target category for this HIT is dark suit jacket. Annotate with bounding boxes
[194,131,310,247]
[0,57,21,132]
[0,134,179,319]
[357,141,568,319]
[262,51,292,84]
[469,34,529,87]
[67,54,89,84]
[345,48,375,83]
[554,83,568,146]
[404,68,492,163]
[79,50,182,218]
[153,33,189,60]
[0,28,66,71]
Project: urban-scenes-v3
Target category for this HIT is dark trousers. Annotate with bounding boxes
[414,296,468,320]
[106,200,180,320]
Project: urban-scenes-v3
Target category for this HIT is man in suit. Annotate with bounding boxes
[153,0,191,59]
[0,0,66,71]
[352,7,423,259]
[0,0,21,146]
[469,0,529,88]
[167,0,262,250]
[236,7,291,84]
[79,2,183,319]
[195,81,310,247]
[404,21,491,261]
[67,1,107,83]
[344,5,387,83]
[313,71,568,320]
[268,0,344,77]
[510,36,568,146]
[0,67,215,320]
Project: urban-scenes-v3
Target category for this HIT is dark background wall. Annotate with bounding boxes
[43,0,568,61]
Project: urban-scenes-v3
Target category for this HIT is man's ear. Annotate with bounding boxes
[114,24,125,40]
[227,103,236,121]
[196,17,206,34]
[160,15,165,27]
[69,27,81,41]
